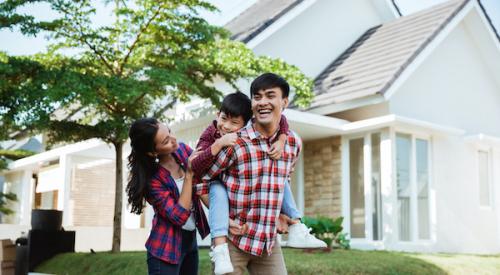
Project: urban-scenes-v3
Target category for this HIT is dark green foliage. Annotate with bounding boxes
[0,0,313,251]
[303,216,350,249]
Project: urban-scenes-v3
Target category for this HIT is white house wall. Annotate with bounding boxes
[252,0,388,78]
[389,21,500,137]
[387,19,500,253]
[431,134,500,253]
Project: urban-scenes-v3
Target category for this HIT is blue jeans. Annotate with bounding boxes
[209,179,301,239]
[147,230,198,275]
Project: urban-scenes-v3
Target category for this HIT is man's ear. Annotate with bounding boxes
[216,111,220,118]
[282,97,289,109]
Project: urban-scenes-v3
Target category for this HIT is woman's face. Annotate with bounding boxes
[153,123,178,156]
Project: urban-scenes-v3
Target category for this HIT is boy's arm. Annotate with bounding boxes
[195,145,236,196]
[191,146,216,177]
[278,114,289,135]
[286,136,302,183]
[191,125,217,177]
[269,114,289,159]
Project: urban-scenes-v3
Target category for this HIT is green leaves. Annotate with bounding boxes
[302,216,350,249]
[0,0,313,144]
[0,191,17,215]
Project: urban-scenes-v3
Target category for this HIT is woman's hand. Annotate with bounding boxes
[187,148,203,172]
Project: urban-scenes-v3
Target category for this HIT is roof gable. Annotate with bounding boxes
[309,0,470,111]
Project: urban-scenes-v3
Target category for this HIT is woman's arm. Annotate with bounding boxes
[149,177,191,227]
[177,170,194,210]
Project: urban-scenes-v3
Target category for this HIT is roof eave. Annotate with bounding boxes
[245,0,318,49]
[307,94,386,116]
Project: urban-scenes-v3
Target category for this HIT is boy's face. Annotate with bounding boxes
[251,87,288,127]
[216,111,246,135]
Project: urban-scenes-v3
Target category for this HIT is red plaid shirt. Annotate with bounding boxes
[193,115,290,194]
[202,122,301,256]
[145,142,209,264]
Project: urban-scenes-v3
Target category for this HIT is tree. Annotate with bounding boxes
[0,0,313,252]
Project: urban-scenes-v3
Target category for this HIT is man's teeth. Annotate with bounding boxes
[258,110,271,114]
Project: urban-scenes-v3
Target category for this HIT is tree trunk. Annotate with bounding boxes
[112,141,123,252]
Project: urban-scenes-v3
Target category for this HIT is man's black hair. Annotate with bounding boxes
[220,91,253,124]
[250,73,290,98]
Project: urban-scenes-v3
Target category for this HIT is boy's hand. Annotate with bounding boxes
[269,135,286,160]
[229,219,248,235]
[216,132,238,148]
[277,214,292,234]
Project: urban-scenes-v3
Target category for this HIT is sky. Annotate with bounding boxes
[0,0,499,56]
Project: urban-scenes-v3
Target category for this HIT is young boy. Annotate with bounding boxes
[192,91,326,275]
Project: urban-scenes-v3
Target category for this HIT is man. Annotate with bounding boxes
[202,73,307,274]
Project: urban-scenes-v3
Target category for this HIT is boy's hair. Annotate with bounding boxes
[250,73,290,98]
[220,92,253,124]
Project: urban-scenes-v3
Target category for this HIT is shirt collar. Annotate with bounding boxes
[243,119,279,142]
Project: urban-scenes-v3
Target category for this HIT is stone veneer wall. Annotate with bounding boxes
[303,136,342,219]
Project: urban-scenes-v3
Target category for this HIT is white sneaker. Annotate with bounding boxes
[286,223,327,248]
[209,243,234,275]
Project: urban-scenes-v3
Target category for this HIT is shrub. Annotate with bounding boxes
[302,216,350,249]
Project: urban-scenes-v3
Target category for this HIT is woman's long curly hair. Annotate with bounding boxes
[126,117,159,215]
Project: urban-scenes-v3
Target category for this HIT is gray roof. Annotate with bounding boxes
[309,0,469,111]
[224,0,303,43]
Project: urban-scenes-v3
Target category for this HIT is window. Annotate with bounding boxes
[416,139,430,239]
[478,150,492,207]
[396,133,431,241]
[349,138,365,238]
[396,134,411,241]
[371,133,383,241]
[348,133,383,240]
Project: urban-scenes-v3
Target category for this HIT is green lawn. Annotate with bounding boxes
[35,248,500,275]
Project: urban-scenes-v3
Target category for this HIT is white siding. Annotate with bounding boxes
[389,22,500,137]
[253,0,387,77]
[430,135,500,253]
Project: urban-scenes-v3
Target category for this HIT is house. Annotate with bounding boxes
[1,0,499,254]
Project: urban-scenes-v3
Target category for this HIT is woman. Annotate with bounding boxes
[126,118,209,275]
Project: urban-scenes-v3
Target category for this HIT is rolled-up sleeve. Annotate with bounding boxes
[278,114,289,135]
[148,178,190,226]
[191,125,217,176]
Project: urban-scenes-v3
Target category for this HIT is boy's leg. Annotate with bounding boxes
[281,180,327,249]
[208,180,234,274]
[209,180,230,241]
[281,180,301,220]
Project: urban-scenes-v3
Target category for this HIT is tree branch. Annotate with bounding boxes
[56,2,116,74]
[118,4,164,75]
[131,92,147,106]
[95,88,117,113]
[153,99,176,118]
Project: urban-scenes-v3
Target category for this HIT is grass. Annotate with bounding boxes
[35,248,500,275]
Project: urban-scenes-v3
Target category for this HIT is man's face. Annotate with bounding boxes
[251,87,288,127]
